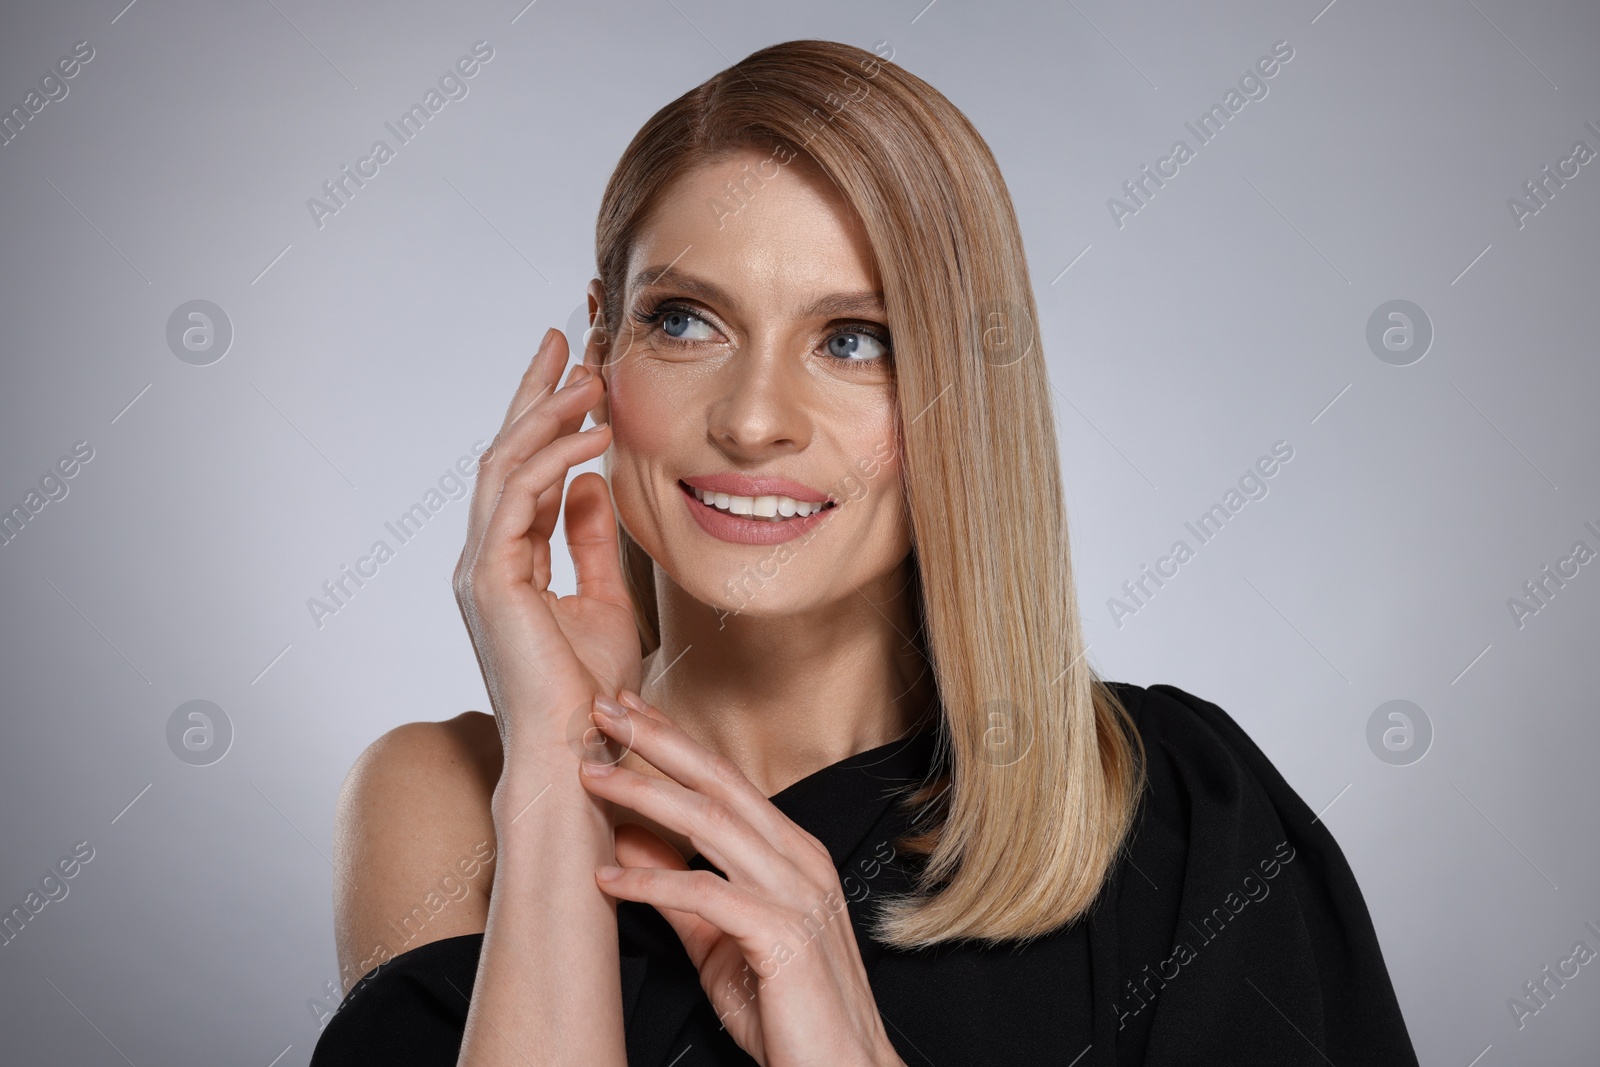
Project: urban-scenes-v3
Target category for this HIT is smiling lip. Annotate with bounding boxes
[680,473,832,503]
[677,478,838,545]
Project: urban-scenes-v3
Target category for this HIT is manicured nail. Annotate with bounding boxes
[540,326,557,352]
[594,694,628,719]
[617,690,647,713]
[581,754,615,775]
[569,363,592,383]
[596,865,623,881]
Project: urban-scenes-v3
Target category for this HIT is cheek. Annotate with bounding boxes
[604,362,683,470]
[602,361,697,546]
[840,420,907,535]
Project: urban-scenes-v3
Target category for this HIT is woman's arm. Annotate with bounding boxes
[327,706,628,1067]
[324,327,640,1064]
[463,730,625,1066]
[447,326,637,1066]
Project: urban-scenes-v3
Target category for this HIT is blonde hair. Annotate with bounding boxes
[590,39,1144,948]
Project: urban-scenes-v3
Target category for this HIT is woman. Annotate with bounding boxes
[311,39,1418,1066]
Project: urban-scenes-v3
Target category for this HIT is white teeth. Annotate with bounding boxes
[690,485,830,522]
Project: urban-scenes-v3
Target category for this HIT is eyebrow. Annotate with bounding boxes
[629,265,887,320]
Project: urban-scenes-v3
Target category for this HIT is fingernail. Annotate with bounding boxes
[540,327,557,352]
[617,690,647,713]
[581,754,615,775]
[570,363,592,383]
[596,864,623,880]
[594,694,628,719]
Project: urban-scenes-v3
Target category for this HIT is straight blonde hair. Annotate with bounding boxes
[591,39,1144,949]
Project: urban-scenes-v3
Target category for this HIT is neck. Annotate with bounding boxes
[637,556,937,798]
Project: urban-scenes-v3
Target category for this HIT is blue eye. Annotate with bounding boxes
[658,308,715,340]
[826,331,890,362]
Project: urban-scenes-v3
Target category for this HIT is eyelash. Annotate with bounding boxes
[631,299,893,366]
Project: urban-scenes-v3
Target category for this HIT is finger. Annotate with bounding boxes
[530,362,600,545]
[525,374,601,590]
[475,426,612,588]
[613,823,742,970]
[615,821,688,870]
[614,692,830,864]
[468,332,598,543]
[588,698,818,862]
[498,329,595,450]
[581,752,804,895]
[467,329,563,537]
[563,472,630,611]
[593,865,774,949]
[617,689,668,721]
[488,370,601,528]
[480,367,598,506]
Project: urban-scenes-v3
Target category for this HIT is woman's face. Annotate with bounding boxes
[588,146,910,619]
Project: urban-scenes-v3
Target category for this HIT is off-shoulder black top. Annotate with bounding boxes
[309,682,1420,1065]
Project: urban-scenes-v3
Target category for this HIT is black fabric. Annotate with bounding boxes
[310,682,1420,1065]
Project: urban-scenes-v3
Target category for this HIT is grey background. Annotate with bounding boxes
[1,0,1595,1063]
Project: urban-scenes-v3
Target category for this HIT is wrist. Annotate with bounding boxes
[491,744,608,830]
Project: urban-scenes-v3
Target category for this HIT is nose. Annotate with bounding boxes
[705,342,813,459]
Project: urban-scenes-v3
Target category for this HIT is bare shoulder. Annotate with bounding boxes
[331,711,503,992]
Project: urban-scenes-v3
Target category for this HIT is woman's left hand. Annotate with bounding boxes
[578,689,908,1067]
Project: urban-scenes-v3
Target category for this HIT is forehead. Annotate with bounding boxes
[625,147,881,310]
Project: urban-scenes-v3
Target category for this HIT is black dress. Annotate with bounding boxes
[309,682,1420,1065]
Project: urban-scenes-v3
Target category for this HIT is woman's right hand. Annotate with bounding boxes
[453,326,640,765]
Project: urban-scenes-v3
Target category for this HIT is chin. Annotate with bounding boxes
[670,536,836,618]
